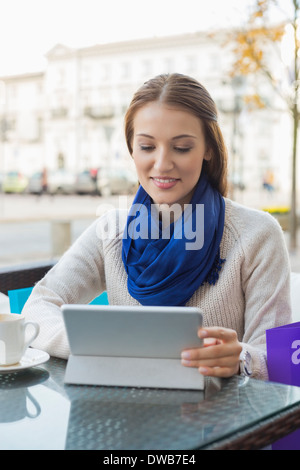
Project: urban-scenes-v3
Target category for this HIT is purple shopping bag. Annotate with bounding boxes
[266,322,300,450]
[266,321,300,386]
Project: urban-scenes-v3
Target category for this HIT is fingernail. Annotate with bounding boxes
[198,330,208,338]
[199,367,208,375]
[181,351,190,360]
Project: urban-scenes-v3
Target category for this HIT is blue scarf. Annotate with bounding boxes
[122,173,225,306]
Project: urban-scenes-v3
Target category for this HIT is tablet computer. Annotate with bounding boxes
[61,304,203,359]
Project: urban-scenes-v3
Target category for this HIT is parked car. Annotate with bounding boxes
[0,173,4,192]
[97,167,137,196]
[27,171,44,194]
[2,172,28,193]
[75,169,98,194]
[47,169,77,194]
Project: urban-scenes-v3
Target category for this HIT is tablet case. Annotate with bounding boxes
[62,305,204,390]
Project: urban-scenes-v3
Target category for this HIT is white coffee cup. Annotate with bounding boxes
[0,314,40,366]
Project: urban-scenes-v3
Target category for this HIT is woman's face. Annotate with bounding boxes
[131,102,210,207]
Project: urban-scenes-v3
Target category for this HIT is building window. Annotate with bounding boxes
[141,59,152,78]
[163,57,175,73]
[120,62,130,79]
[57,152,65,169]
[36,82,43,94]
[57,69,65,86]
[8,85,17,102]
[186,55,197,74]
[100,63,111,82]
[209,53,219,72]
[82,66,91,85]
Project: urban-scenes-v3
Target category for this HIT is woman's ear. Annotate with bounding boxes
[204,148,212,161]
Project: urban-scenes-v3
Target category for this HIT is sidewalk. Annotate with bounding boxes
[0,191,299,272]
[0,192,109,221]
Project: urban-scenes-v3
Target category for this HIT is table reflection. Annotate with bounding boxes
[0,368,47,422]
[64,379,221,450]
[0,366,70,450]
[0,357,300,450]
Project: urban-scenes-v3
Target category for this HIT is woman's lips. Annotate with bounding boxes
[151,177,179,189]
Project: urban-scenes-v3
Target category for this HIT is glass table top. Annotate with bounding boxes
[1,356,300,450]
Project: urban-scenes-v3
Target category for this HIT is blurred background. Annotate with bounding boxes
[0,0,299,271]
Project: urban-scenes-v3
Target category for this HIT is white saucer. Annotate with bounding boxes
[0,348,50,373]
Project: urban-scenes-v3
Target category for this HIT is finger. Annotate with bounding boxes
[181,354,239,369]
[181,343,241,361]
[198,327,238,343]
[203,338,219,347]
[198,366,238,378]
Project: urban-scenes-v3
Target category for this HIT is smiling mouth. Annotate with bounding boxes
[152,177,179,182]
[151,177,179,189]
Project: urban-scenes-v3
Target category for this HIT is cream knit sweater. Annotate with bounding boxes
[23,198,292,380]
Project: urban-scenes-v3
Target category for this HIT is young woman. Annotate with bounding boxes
[23,73,292,380]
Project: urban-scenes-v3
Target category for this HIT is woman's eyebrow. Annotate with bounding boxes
[136,133,197,140]
[136,133,155,139]
[172,134,197,140]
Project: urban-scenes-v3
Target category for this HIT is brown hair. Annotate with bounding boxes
[124,73,228,196]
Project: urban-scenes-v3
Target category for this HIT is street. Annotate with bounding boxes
[0,192,133,267]
[0,218,95,267]
[0,191,299,272]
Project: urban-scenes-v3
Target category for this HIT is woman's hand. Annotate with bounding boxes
[181,327,242,378]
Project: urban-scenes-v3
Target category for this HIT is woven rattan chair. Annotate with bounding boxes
[0,261,55,295]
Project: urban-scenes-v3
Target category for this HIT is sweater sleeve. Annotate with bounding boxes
[22,218,106,359]
[240,211,292,380]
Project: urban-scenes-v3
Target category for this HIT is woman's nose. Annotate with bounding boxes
[153,148,174,172]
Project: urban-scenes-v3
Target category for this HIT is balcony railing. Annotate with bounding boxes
[51,108,68,119]
[84,106,114,119]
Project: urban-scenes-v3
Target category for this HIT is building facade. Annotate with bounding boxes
[0,30,294,194]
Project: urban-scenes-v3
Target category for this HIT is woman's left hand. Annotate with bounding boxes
[181,327,242,378]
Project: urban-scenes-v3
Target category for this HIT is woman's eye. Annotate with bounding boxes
[139,145,191,153]
[174,147,191,153]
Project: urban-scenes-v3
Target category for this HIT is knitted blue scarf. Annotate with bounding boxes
[122,173,225,306]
